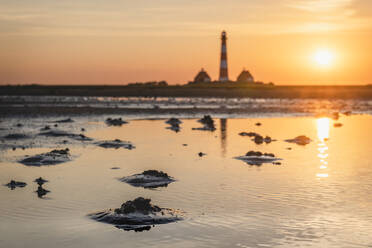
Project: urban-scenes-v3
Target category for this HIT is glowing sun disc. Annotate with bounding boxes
[314,50,333,66]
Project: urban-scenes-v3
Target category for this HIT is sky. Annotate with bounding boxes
[1,0,372,85]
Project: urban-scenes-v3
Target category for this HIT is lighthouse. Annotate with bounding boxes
[219,31,229,82]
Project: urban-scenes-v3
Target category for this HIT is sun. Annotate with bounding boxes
[314,49,333,67]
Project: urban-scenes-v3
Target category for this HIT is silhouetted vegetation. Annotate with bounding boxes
[127,81,168,87]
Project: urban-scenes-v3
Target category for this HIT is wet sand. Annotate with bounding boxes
[2,85,372,99]
[1,113,372,248]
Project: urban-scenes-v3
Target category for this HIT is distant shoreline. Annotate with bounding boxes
[1,84,372,99]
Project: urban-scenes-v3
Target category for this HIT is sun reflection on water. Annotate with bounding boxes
[317,117,330,142]
[316,118,330,178]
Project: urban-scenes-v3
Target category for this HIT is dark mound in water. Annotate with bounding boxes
[239,132,274,144]
[253,135,273,144]
[198,152,206,157]
[88,197,183,231]
[165,118,182,125]
[55,118,74,123]
[34,177,48,186]
[165,118,182,132]
[3,133,29,140]
[19,148,71,166]
[116,197,161,215]
[71,134,93,141]
[36,185,50,198]
[96,139,134,149]
[239,132,258,137]
[285,135,311,146]
[39,130,71,137]
[120,170,175,188]
[39,130,92,141]
[166,123,180,132]
[235,151,282,166]
[192,115,216,131]
[5,180,27,190]
[40,125,51,131]
[36,187,49,197]
[105,118,128,126]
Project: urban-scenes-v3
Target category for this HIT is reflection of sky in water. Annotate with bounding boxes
[0,115,372,247]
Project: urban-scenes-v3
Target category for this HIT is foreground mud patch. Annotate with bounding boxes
[88,197,183,231]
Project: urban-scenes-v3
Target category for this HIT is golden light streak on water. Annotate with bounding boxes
[316,117,330,178]
[316,117,330,142]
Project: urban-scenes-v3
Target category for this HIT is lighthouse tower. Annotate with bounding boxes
[219,31,229,82]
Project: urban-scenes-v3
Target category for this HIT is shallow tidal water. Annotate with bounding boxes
[1,114,372,248]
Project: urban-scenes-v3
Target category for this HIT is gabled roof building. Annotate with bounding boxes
[193,68,211,83]
[236,69,254,83]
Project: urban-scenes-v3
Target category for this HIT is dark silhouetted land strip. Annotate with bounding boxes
[1,84,372,99]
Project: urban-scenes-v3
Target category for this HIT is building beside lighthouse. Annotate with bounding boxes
[193,68,211,83]
[236,69,254,83]
[189,31,265,85]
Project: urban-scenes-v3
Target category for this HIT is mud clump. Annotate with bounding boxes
[96,139,134,150]
[245,151,275,157]
[88,197,183,231]
[105,118,128,126]
[120,170,175,188]
[167,124,180,132]
[55,118,74,123]
[285,135,312,146]
[39,130,92,141]
[115,197,161,215]
[19,148,71,166]
[72,134,93,141]
[192,115,216,131]
[39,130,71,137]
[5,180,27,190]
[3,133,29,140]
[235,151,282,166]
[239,132,258,137]
[36,185,50,198]
[40,125,51,131]
[34,177,48,186]
[198,152,206,157]
[165,118,182,132]
[142,170,169,178]
[165,118,182,125]
[239,132,274,144]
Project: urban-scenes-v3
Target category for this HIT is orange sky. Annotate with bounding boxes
[1,0,372,85]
